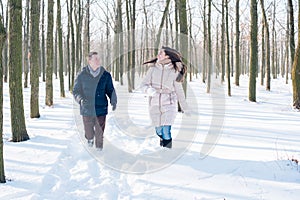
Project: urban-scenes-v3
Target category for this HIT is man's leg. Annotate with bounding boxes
[95,115,106,149]
[83,116,96,146]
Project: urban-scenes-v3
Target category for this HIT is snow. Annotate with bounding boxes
[1,74,300,200]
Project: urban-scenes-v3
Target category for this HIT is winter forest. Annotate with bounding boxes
[1,0,300,198]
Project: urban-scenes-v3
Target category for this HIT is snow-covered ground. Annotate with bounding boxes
[1,74,300,200]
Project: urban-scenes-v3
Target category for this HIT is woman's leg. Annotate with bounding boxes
[161,125,172,148]
[155,126,163,146]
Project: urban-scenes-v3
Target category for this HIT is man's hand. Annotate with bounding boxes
[112,104,117,111]
[80,99,88,106]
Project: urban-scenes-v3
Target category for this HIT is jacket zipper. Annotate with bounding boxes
[159,65,164,125]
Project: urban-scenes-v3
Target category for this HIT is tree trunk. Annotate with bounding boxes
[286,10,290,84]
[206,0,211,93]
[126,0,132,92]
[230,21,234,77]
[271,2,276,79]
[83,0,90,54]
[249,0,258,102]
[57,0,65,98]
[46,0,54,106]
[260,22,265,86]
[3,4,8,83]
[225,0,231,96]
[235,0,240,86]
[66,0,71,90]
[41,0,45,82]
[178,0,188,113]
[154,0,171,54]
[75,0,82,73]
[8,0,30,142]
[174,0,179,50]
[113,0,121,81]
[23,0,30,88]
[288,0,295,66]
[0,11,6,184]
[30,0,41,118]
[119,0,124,86]
[143,0,150,62]
[202,0,207,83]
[131,0,136,90]
[259,0,270,91]
[291,0,300,109]
[221,0,225,83]
[70,0,76,90]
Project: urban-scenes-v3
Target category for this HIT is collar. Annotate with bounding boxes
[157,58,171,65]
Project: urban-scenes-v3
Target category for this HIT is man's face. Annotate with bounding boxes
[89,54,101,69]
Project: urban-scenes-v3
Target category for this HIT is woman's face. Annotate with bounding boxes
[157,49,168,61]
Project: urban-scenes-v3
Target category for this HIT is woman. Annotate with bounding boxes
[141,46,189,148]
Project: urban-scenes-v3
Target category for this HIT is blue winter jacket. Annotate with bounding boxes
[73,66,117,116]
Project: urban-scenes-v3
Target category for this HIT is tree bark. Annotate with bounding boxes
[288,0,295,66]
[30,0,41,118]
[70,0,76,90]
[83,0,90,54]
[8,0,30,141]
[23,0,30,88]
[221,0,225,83]
[235,0,240,86]
[206,0,212,93]
[291,0,300,109]
[259,0,270,91]
[126,0,132,92]
[57,0,65,98]
[286,10,290,84]
[202,0,207,83]
[225,0,231,96]
[0,11,6,184]
[41,0,45,82]
[46,0,54,106]
[260,22,265,86]
[154,0,171,54]
[249,0,258,102]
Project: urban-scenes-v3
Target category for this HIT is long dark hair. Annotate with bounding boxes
[143,46,187,82]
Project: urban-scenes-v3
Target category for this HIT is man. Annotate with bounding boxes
[73,52,117,151]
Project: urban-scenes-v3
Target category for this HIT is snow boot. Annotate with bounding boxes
[162,139,172,148]
[158,135,163,146]
[87,139,94,147]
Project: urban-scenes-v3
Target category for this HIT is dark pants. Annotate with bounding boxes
[83,116,106,148]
